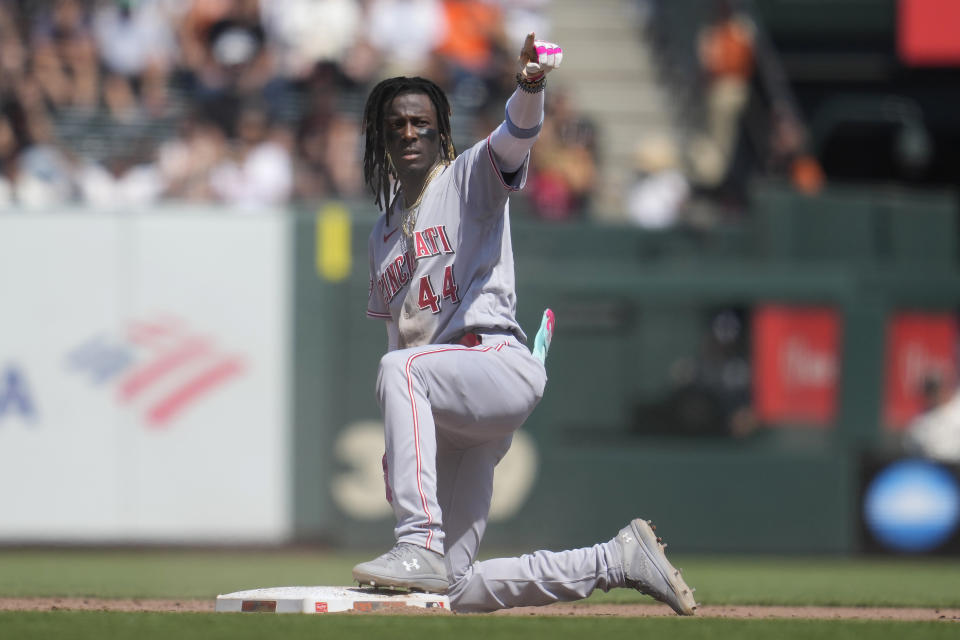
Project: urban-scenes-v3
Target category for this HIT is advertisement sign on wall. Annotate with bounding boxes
[0,212,291,543]
[883,312,958,430]
[860,455,960,555]
[752,305,842,426]
[899,0,960,66]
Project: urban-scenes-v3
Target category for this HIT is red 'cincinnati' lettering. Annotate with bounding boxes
[435,226,454,253]
[394,255,408,285]
[425,227,440,254]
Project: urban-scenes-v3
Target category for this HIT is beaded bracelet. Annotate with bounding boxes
[516,72,546,93]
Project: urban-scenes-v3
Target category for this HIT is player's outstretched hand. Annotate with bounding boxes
[519,32,562,80]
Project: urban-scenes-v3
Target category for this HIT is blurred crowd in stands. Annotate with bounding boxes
[0,0,818,223]
[627,0,823,230]
[0,0,599,217]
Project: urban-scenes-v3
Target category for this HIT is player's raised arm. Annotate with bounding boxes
[488,33,563,176]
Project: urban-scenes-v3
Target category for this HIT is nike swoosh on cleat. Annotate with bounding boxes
[384,227,399,242]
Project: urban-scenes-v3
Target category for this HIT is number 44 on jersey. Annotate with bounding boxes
[417,266,459,314]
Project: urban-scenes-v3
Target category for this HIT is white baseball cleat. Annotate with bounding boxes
[352,543,449,593]
[616,518,698,615]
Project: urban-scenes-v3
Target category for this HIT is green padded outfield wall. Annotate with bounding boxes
[291,185,959,554]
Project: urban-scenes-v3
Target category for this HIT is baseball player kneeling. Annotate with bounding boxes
[355,33,697,615]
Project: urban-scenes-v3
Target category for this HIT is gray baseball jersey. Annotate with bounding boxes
[366,136,527,347]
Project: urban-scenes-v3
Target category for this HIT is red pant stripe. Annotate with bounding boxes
[403,344,496,550]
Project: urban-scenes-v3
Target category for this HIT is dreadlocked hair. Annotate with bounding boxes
[361,76,456,216]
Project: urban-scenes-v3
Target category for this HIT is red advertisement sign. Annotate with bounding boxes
[753,306,841,426]
[898,0,960,66]
[883,312,958,430]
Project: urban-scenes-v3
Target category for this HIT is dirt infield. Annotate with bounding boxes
[2,598,958,621]
[0,598,215,613]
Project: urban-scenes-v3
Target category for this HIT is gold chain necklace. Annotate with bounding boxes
[401,161,445,241]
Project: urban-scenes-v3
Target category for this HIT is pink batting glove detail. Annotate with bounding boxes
[520,33,563,78]
[533,40,563,73]
[536,45,562,55]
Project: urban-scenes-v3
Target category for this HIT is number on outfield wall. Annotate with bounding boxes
[331,421,393,519]
[331,421,539,522]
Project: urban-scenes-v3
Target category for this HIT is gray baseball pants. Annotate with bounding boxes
[376,332,626,612]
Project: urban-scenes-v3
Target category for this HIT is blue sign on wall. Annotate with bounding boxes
[861,457,960,554]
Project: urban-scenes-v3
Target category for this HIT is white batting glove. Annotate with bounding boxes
[519,32,563,79]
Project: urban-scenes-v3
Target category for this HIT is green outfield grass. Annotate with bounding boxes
[1,549,958,639]
[2,612,959,640]
[2,548,959,608]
